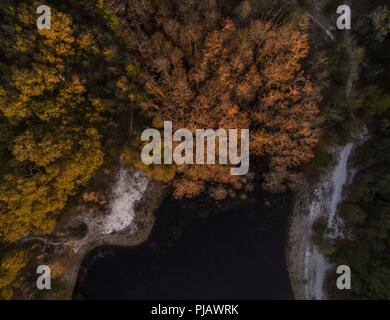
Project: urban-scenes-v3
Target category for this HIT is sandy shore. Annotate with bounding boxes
[56,171,167,299]
[286,187,315,300]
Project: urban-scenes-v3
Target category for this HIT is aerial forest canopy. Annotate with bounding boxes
[109,0,320,198]
[0,0,140,242]
[0,0,320,242]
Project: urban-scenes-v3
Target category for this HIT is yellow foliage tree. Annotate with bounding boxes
[0,0,139,241]
[0,250,29,299]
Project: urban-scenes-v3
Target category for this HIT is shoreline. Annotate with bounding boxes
[57,170,168,299]
[285,186,314,300]
[286,0,354,300]
[285,0,332,300]
[72,180,293,300]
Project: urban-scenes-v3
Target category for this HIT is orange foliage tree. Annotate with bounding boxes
[100,0,320,197]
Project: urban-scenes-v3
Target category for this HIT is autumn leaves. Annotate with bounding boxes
[0,0,321,241]
[114,0,320,198]
[0,0,137,241]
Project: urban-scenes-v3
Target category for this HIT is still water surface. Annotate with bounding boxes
[74,190,292,300]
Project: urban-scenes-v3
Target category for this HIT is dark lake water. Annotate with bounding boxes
[73,188,293,300]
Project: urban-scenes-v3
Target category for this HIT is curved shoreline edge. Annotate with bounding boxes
[286,188,312,300]
[61,177,168,300]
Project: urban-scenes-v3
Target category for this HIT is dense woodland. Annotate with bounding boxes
[0,0,143,298]
[107,0,320,198]
[0,0,144,242]
[0,0,321,298]
[314,0,390,300]
[0,0,389,299]
[0,0,320,245]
